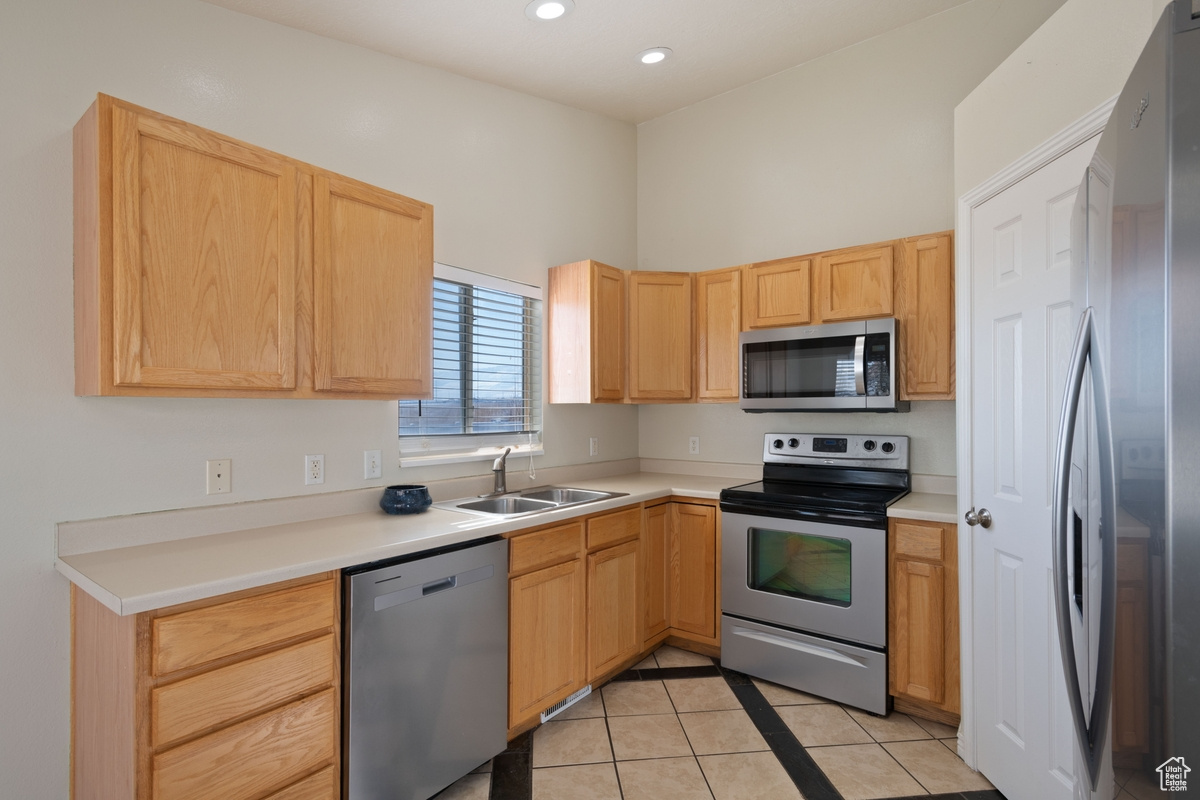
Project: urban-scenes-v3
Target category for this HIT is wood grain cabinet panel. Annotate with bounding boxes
[670,502,718,641]
[642,503,671,643]
[887,519,960,724]
[508,557,587,729]
[74,93,432,399]
[586,508,640,551]
[695,268,742,401]
[71,574,340,800]
[509,522,583,576]
[896,232,955,399]
[151,689,337,800]
[814,244,894,323]
[547,260,626,403]
[742,257,812,329]
[313,171,432,396]
[587,539,641,681]
[152,579,337,675]
[1113,538,1150,762]
[628,272,694,402]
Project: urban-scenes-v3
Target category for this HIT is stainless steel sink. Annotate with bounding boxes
[518,487,611,505]
[454,496,557,516]
[436,486,628,519]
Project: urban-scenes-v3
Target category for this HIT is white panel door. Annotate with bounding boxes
[969,139,1098,800]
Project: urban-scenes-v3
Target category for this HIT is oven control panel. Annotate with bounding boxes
[763,433,909,470]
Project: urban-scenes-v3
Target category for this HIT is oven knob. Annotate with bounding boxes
[863,440,877,452]
[881,441,895,454]
[772,439,785,450]
[787,438,799,449]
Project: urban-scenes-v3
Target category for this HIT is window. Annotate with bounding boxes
[399,263,542,465]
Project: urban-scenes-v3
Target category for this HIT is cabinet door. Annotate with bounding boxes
[813,244,893,323]
[642,503,671,642]
[891,559,946,704]
[587,540,641,680]
[670,503,717,640]
[509,559,586,727]
[591,263,627,402]
[313,172,432,396]
[888,519,960,717]
[742,257,811,329]
[897,233,954,399]
[628,272,693,401]
[695,268,741,402]
[111,103,298,391]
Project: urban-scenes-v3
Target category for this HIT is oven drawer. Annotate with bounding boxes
[721,615,887,715]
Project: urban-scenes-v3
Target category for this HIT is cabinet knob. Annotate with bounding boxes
[964,507,993,529]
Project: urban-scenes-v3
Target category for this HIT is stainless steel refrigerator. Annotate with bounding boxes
[1057,2,1200,796]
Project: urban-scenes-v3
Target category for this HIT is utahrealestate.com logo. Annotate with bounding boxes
[1158,757,1191,792]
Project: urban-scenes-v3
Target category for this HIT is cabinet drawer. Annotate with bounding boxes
[586,507,640,551]
[153,579,337,676]
[152,688,337,800]
[510,522,582,575]
[893,522,944,562]
[152,634,336,747]
[264,766,337,800]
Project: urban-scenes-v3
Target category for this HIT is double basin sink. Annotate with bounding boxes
[437,486,628,520]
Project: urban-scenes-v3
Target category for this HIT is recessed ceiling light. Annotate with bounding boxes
[525,0,574,21]
[638,47,673,65]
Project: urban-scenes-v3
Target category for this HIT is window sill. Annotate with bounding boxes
[398,441,544,468]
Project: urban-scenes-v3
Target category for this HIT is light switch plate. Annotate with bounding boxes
[364,450,382,480]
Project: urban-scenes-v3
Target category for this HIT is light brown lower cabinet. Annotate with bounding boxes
[887,517,960,724]
[670,502,719,643]
[1113,538,1150,764]
[642,502,671,642]
[71,574,341,800]
[507,521,588,732]
[586,508,642,680]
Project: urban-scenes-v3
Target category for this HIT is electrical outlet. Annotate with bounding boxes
[689,436,700,455]
[364,449,382,480]
[305,454,325,485]
[589,437,599,457]
[206,459,231,495]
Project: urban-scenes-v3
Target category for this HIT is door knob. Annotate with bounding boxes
[965,507,993,528]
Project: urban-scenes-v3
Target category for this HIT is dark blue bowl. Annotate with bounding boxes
[380,484,432,515]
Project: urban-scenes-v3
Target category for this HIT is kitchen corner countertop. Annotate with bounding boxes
[888,491,958,524]
[56,472,736,617]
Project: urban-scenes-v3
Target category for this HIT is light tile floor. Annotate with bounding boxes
[437,645,999,800]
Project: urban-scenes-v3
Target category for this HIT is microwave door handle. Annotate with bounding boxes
[853,335,866,395]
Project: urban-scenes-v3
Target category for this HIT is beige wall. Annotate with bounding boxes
[955,0,1172,196]
[0,0,637,794]
[633,0,1066,473]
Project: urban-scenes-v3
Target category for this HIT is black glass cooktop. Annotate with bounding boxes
[719,463,910,527]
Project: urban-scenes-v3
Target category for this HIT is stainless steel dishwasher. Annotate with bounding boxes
[344,536,509,800]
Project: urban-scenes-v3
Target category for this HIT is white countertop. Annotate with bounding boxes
[887,492,958,524]
[56,472,735,616]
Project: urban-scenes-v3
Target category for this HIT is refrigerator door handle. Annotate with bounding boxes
[1051,306,1117,791]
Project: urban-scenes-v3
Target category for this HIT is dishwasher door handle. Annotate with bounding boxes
[374,564,495,612]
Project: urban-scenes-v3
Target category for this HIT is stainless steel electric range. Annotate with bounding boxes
[720,433,910,715]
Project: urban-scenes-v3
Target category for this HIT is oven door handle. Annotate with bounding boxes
[853,334,866,395]
[729,624,869,668]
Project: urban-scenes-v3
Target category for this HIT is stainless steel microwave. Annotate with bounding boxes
[739,318,908,412]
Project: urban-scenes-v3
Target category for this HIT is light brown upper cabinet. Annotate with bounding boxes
[741,256,812,329]
[547,260,626,403]
[628,271,694,402]
[313,172,431,395]
[694,267,741,402]
[812,243,894,323]
[895,232,954,400]
[74,94,432,399]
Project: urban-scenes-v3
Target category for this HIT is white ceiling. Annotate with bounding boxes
[201,0,975,123]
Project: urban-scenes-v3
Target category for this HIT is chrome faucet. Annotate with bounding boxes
[491,448,511,495]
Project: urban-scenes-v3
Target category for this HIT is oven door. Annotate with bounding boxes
[721,511,886,648]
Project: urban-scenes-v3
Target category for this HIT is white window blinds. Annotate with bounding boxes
[399,264,542,444]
